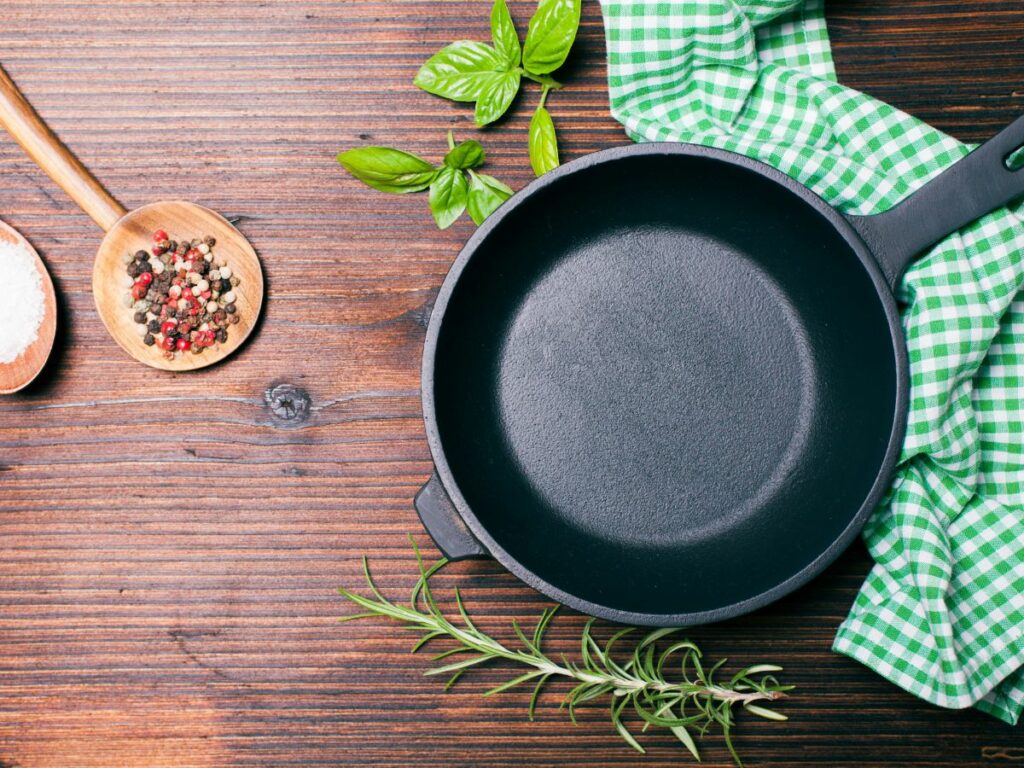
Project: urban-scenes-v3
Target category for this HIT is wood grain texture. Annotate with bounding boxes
[0,1,1023,766]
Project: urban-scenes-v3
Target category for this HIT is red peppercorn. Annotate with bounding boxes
[201,290,212,300]
[160,335,176,351]
[175,338,191,352]
[160,320,177,336]
[131,283,147,300]
[152,245,165,256]
[138,272,153,287]
[178,322,192,335]
[153,229,168,243]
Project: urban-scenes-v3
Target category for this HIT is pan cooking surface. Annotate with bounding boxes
[497,227,816,547]
[428,151,901,618]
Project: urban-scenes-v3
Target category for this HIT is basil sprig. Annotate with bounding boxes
[338,132,512,230]
[416,0,579,176]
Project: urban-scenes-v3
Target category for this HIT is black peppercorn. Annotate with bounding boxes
[133,311,146,324]
[219,279,231,292]
[224,303,236,314]
[148,319,161,333]
[143,333,155,346]
[135,250,148,260]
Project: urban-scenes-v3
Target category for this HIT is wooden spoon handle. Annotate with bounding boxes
[0,63,126,232]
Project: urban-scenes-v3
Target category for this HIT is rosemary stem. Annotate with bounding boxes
[341,543,791,767]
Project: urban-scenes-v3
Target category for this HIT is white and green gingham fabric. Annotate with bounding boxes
[598,0,1024,722]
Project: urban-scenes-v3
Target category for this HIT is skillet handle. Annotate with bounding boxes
[414,472,487,561]
[847,113,1024,291]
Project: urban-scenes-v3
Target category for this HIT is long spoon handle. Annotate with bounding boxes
[0,63,127,232]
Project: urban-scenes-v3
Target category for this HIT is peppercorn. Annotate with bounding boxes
[126,228,241,359]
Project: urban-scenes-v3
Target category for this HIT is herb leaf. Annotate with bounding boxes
[523,0,581,75]
[467,170,513,225]
[415,40,520,126]
[337,147,438,193]
[474,69,521,126]
[429,166,469,229]
[445,138,486,170]
[528,104,559,176]
[491,0,521,68]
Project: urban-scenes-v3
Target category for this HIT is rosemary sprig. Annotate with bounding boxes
[338,539,793,766]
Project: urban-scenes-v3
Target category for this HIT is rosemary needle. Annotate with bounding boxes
[338,538,793,766]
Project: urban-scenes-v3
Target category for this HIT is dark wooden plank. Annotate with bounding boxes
[0,1,1022,766]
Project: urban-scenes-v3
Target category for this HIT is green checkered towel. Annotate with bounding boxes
[598,0,1024,722]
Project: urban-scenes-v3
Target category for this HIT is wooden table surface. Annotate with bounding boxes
[2,1,1023,766]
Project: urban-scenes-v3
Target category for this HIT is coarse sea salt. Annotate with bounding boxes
[0,238,45,364]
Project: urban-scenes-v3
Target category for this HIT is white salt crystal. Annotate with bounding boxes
[0,239,45,364]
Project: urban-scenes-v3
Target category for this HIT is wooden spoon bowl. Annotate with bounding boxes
[93,201,263,371]
[0,220,56,394]
[0,63,263,372]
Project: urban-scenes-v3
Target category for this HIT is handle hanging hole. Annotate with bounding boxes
[1004,144,1024,171]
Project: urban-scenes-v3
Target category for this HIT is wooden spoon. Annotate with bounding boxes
[0,64,263,371]
[0,220,56,394]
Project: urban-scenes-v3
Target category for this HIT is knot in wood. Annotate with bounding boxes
[265,384,311,424]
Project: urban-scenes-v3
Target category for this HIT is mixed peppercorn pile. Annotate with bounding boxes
[124,229,241,359]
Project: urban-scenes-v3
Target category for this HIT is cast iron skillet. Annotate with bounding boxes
[415,115,1024,626]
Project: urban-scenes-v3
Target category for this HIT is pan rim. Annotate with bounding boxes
[421,141,908,626]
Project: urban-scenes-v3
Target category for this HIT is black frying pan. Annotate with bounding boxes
[415,116,1024,626]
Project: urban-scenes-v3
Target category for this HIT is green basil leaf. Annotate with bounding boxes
[445,139,486,170]
[474,70,521,126]
[337,147,438,193]
[528,105,559,176]
[522,0,581,75]
[429,166,469,229]
[415,40,508,102]
[491,0,521,69]
[467,170,513,225]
